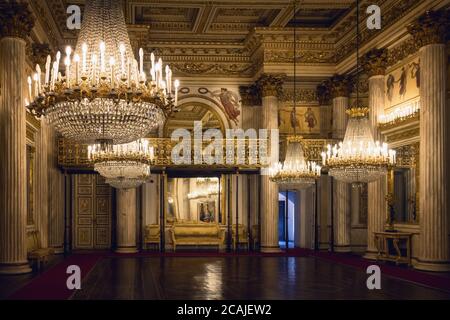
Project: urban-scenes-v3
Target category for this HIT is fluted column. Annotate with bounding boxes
[317,81,332,138]
[35,122,49,248]
[330,75,351,252]
[257,74,284,252]
[361,48,389,259]
[0,2,34,274]
[48,129,64,253]
[408,12,450,271]
[116,188,138,253]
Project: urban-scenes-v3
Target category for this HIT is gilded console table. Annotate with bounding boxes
[373,232,412,266]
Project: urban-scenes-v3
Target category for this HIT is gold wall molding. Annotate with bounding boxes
[279,88,318,104]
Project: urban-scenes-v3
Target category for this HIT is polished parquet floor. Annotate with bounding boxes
[70,256,450,300]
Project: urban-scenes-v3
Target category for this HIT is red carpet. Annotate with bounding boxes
[313,251,450,292]
[8,254,101,300]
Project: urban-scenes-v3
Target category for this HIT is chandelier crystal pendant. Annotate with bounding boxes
[26,0,180,144]
[270,136,322,189]
[269,1,321,189]
[321,107,396,184]
[321,0,396,185]
[88,139,154,189]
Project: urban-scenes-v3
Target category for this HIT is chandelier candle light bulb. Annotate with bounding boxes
[25,0,180,145]
[321,108,396,184]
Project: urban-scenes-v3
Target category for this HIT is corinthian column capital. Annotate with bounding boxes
[316,80,331,105]
[0,1,35,40]
[30,43,52,67]
[257,73,285,98]
[330,74,352,99]
[407,10,448,48]
[362,48,388,78]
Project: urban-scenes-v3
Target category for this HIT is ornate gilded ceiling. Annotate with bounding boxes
[28,0,447,79]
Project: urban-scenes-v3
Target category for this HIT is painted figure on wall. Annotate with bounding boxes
[304,107,317,131]
[290,109,300,131]
[210,88,241,125]
[410,61,420,88]
[397,66,407,99]
[386,74,395,102]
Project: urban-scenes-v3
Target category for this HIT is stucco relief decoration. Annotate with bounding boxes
[209,88,241,125]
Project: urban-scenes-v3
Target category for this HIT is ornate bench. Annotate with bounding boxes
[170,223,225,251]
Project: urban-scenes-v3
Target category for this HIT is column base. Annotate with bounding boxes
[333,245,351,253]
[363,250,378,260]
[0,262,32,275]
[260,246,281,253]
[414,259,450,272]
[115,247,138,254]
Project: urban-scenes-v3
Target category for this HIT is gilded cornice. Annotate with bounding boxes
[407,10,449,47]
[280,89,317,104]
[0,0,35,40]
[332,0,423,63]
[171,62,255,77]
[386,37,419,68]
[362,48,388,77]
[256,74,285,98]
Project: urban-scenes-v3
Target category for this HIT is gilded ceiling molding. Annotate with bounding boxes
[239,85,261,107]
[280,89,317,104]
[256,74,285,98]
[317,81,332,106]
[386,37,419,68]
[329,74,352,98]
[30,43,52,67]
[362,48,388,78]
[170,62,254,76]
[332,0,423,63]
[0,0,35,40]
[407,10,449,47]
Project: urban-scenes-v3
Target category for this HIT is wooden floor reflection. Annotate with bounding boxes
[71,256,450,300]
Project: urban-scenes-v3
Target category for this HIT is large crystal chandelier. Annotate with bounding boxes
[270,136,321,188]
[321,107,396,184]
[26,0,180,144]
[321,0,396,185]
[187,178,220,200]
[88,139,154,189]
[269,6,321,189]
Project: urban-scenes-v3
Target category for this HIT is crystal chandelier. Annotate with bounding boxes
[269,3,321,189]
[321,107,396,184]
[88,139,154,189]
[270,136,321,188]
[26,0,180,144]
[321,0,396,185]
[187,178,219,200]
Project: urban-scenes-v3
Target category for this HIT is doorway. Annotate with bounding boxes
[278,191,295,249]
[73,174,113,249]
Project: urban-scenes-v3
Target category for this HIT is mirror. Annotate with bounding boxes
[166,177,224,224]
[392,167,417,223]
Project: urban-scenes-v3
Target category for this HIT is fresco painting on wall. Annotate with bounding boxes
[209,88,241,125]
[279,106,320,134]
[385,57,420,111]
